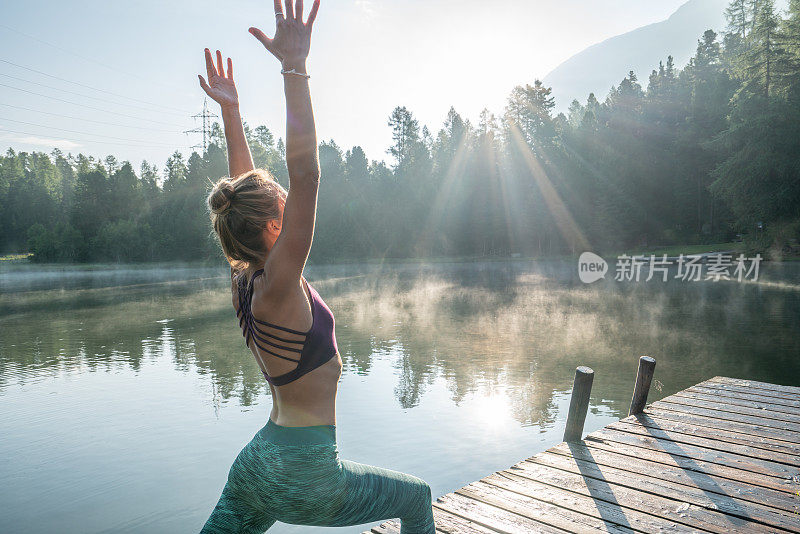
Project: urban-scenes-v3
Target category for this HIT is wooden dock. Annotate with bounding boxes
[364,374,800,533]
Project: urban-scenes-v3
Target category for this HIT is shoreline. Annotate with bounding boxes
[2,241,798,270]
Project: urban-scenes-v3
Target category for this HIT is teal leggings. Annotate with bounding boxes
[201,420,435,534]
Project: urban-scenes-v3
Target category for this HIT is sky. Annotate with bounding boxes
[0,0,689,170]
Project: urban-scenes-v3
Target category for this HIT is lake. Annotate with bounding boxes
[1,259,799,533]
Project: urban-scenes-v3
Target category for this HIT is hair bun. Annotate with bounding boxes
[210,182,236,215]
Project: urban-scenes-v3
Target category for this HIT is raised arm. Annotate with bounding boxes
[198,49,255,177]
[250,0,321,290]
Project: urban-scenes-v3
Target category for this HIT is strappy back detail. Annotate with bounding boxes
[235,269,338,386]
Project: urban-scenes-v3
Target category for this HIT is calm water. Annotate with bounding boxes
[1,260,799,533]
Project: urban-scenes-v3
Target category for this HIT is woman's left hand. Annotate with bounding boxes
[198,49,239,109]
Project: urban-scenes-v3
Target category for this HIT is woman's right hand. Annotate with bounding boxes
[198,49,239,109]
[249,0,320,70]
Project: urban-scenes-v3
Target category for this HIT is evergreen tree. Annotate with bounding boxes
[726,0,752,39]
[741,0,785,97]
[3,0,800,263]
[163,151,188,192]
[387,106,423,171]
[504,80,556,147]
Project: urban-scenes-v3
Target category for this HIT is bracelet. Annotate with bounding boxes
[281,68,311,79]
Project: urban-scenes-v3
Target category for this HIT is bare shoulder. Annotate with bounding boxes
[251,273,312,331]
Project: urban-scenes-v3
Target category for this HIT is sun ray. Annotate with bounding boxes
[421,136,471,254]
[508,125,589,253]
[482,133,517,254]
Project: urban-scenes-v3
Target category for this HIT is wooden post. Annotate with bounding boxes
[629,356,656,416]
[563,366,594,442]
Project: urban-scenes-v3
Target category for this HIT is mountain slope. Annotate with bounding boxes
[543,0,729,110]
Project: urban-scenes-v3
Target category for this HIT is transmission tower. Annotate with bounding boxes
[184,98,218,153]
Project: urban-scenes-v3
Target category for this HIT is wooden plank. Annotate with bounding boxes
[461,478,646,533]
[587,427,799,480]
[365,500,550,534]
[646,406,800,447]
[711,377,800,396]
[585,431,800,491]
[645,407,797,446]
[526,449,800,532]
[368,520,400,534]
[507,461,772,534]
[440,489,604,534]
[655,396,800,433]
[691,383,800,409]
[488,468,761,534]
[433,495,517,534]
[546,441,800,515]
[581,434,800,495]
[362,376,800,534]
[674,389,800,418]
[653,399,800,436]
[660,395,800,425]
[688,384,800,411]
[430,505,512,534]
[710,377,800,397]
[607,419,800,467]
[631,412,800,458]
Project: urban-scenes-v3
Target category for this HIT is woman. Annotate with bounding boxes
[198,2,436,533]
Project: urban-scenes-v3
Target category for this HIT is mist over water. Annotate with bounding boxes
[1,260,798,533]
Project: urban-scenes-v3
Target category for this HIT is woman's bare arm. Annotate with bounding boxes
[199,49,255,176]
[250,0,321,291]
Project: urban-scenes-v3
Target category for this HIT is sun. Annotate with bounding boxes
[469,392,512,429]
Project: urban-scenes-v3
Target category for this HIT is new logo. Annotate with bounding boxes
[578,252,608,284]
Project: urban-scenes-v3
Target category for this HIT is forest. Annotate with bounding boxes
[2,0,799,264]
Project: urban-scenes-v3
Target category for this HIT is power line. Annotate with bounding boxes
[0,72,186,117]
[0,126,193,149]
[0,103,180,132]
[0,81,188,127]
[0,23,178,91]
[0,117,184,146]
[0,58,193,114]
[0,70,188,116]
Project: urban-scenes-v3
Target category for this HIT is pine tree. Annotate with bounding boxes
[567,100,585,129]
[387,106,422,171]
[741,0,784,98]
[726,0,751,39]
[163,151,187,192]
[579,93,600,130]
[504,80,556,147]
[780,0,800,96]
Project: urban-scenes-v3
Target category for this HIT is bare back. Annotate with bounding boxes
[232,270,342,426]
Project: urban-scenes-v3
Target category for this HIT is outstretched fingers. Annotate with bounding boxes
[198,75,212,96]
[284,0,294,20]
[227,57,233,80]
[296,0,304,21]
[307,0,320,27]
[216,50,225,76]
[204,48,216,81]
[249,27,270,48]
[273,0,284,19]
[249,27,283,60]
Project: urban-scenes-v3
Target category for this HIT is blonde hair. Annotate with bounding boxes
[208,169,287,275]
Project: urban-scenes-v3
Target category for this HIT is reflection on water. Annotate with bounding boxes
[1,260,798,533]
